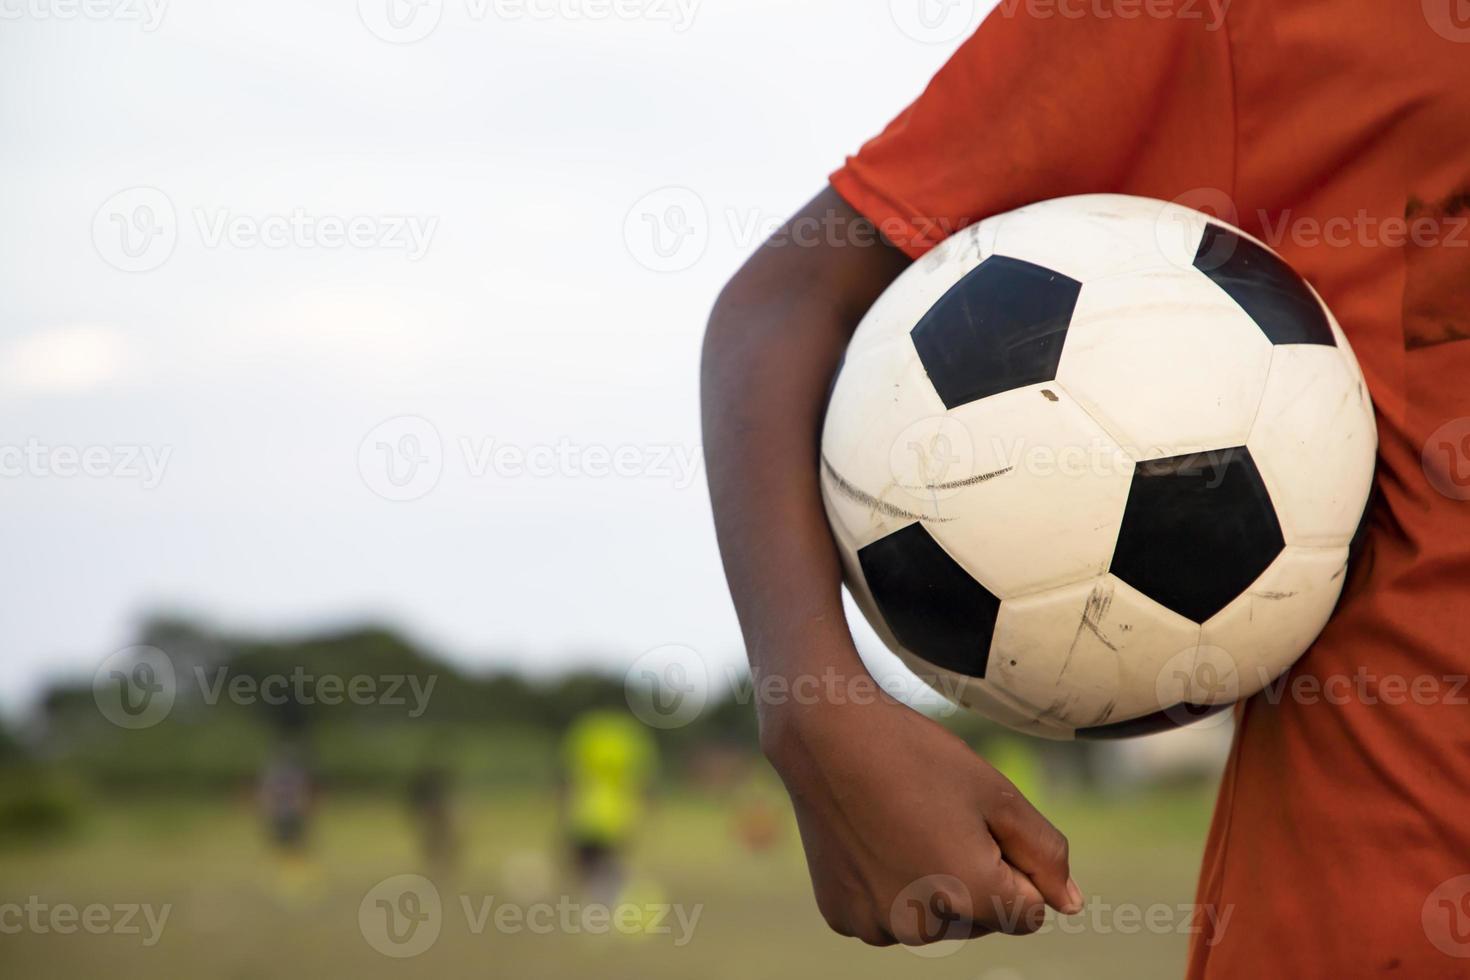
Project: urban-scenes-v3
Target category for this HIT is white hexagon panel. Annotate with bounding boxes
[1057,266,1275,459]
[990,193,1212,282]
[981,574,1204,738]
[821,337,952,552]
[1201,546,1352,696]
[1248,345,1377,547]
[929,382,1133,598]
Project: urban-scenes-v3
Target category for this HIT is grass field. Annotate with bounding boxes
[0,786,1215,979]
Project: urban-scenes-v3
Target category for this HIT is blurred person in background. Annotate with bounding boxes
[559,709,658,905]
[407,762,459,875]
[730,763,785,856]
[257,739,318,901]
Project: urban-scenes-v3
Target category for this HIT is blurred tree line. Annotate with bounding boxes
[13,615,773,797]
[0,614,1078,849]
[0,613,1194,853]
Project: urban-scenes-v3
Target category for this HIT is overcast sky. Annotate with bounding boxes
[0,0,993,712]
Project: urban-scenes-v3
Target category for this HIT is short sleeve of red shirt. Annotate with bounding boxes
[831,10,1237,259]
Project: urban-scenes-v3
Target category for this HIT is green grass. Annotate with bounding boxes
[0,786,1214,979]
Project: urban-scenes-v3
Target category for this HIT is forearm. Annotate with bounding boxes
[700,189,909,739]
[702,285,851,654]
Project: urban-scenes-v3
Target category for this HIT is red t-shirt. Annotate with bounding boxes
[832,5,1470,976]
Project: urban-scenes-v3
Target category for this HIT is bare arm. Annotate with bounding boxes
[702,188,1081,946]
[703,187,906,710]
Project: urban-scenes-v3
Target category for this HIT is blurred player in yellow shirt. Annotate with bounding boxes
[559,710,658,904]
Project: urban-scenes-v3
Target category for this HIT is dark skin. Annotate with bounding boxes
[701,188,1082,947]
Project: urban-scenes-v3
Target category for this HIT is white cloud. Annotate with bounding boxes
[0,324,132,395]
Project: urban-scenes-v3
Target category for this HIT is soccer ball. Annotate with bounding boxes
[821,194,1376,740]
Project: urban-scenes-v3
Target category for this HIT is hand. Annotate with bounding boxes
[763,690,1082,947]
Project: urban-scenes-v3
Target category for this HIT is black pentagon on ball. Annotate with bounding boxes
[1109,447,1285,624]
[857,522,1000,679]
[910,255,1082,410]
[1193,224,1336,346]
